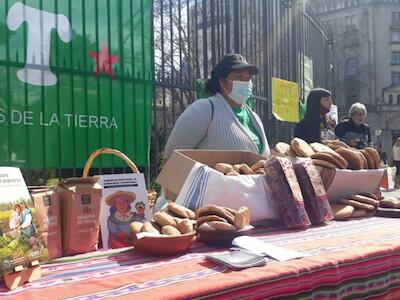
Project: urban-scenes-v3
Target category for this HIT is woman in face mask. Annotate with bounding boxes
[164,54,270,159]
[294,88,335,143]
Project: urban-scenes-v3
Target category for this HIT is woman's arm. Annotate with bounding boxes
[20,213,32,228]
[164,100,212,158]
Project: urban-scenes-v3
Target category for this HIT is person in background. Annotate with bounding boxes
[335,103,372,149]
[9,203,21,230]
[393,138,400,189]
[294,88,335,143]
[164,53,270,159]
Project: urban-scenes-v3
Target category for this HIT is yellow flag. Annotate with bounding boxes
[271,77,300,123]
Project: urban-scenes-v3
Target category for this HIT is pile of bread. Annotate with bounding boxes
[130,203,251,237]
[195,205,250,232]
[213,161,266,176]
[274,138,381,170]
[331,193,400,220]
[130,202,196,236]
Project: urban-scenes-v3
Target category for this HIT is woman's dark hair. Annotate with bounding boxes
[295,88,332,143]
[205,69,230,95]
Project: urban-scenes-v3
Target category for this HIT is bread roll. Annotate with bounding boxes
[130,221,143,234]
[177,219,194,234]
[215,163,234,174]
[161,225,181,236]
[141,222,159,234]
[206,221,237,231]
[167,202,196,219]
[153,212,177,227]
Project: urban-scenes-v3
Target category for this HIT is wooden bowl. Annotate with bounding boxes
[133,232,196,255]
[197,227,252,246]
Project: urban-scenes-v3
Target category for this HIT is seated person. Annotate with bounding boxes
[335,103,372,149]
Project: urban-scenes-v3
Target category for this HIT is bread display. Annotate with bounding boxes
[213,160,267,175]
[332,193,381,220]
[273,138,381,170]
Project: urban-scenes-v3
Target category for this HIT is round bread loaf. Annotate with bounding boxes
[360,192,379,200]
[196,205,235,224]
[360,150,375,169]
[196,215,228,228]
[364,147,380,169]
[275,142,291,155]
[335,148,363,170]
[325,140,350,149]
[380,197,400,209]
[291,138,315,157]
[331,203,354,220]
[206,221,237,231]
[351,209,367,218]
[352,149,367,169]
[312,159,337,169]
[351,194,380,207]
[310,152,345,169]
[167,202,196,219]
[310,142,337,155]
[339,199,376,211]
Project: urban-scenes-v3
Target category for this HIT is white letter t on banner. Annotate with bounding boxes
[6,2,72,86]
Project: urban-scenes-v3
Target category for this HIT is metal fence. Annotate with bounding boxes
[151,0,334,177]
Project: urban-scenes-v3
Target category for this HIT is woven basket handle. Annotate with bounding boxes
[82,148,139,177]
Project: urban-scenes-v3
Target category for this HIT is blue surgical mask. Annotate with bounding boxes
[227,79,253,105]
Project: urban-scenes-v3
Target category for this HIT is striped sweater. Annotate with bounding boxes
[164,93,270,158]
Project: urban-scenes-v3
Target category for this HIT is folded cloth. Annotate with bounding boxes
[175,162,279,222]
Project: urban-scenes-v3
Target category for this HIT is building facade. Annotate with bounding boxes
[311,0,400,160]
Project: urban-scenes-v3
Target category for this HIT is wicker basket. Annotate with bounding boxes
[83,148,157,207]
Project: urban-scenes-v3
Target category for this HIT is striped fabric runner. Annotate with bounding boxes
[1,217,400,299]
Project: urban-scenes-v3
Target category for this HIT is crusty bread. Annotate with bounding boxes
[331,203,354,220]
[291,138,315,157]
[196,205,235,224]
[233,206,250,229]
[153,212,177,227]
[161,225,181,236]
[339,199,376,211]
[130,221,143,234]
[335,148,363,170]
[206,221,237,231]
[167,202,196,219]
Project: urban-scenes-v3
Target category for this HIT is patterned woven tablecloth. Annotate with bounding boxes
[2,217,400,299]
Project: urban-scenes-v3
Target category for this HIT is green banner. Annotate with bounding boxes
[0,0,152,169]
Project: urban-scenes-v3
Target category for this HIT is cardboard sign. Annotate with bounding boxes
[98,174,150,250]
[271,77,300,123]
[0,167,49,275]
